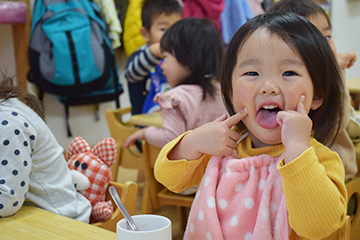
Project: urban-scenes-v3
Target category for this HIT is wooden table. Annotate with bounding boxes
[0,205,116,239]
[130,111,162,128]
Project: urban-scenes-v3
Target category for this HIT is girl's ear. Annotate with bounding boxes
[140,27,151,43]
[311,96,323,110]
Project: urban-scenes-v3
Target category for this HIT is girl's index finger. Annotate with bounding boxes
[224,108,248,129]
[296,95,307,114]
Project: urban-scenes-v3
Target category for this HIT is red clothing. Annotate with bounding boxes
[182,0,225,32]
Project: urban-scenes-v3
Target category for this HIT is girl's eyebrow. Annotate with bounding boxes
[239,58,304,67]
[282,59,304,66]
[239,59,259,68]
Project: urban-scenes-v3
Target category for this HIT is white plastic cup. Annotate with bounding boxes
[117,214,172,240]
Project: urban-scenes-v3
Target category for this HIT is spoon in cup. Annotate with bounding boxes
[109,185,139,231]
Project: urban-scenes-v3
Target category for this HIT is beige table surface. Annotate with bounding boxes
[0,205,116,240]
[130,111,162,128]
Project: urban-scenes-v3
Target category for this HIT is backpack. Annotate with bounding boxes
[28,0,123,136]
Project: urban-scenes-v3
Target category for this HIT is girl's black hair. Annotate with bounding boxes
[221,12,343,146]
[160,17,224,100]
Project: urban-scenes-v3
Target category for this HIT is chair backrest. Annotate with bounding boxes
[105,107,145,181]
[345,177,360,240]
[321,215,350,240]
[141,139,162,210]
[141,140,194,210]
[92,181,138,232]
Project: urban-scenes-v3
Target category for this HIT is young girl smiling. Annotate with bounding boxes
[154,12,347,239]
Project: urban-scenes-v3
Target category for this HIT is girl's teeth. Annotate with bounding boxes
[263,105,276,109]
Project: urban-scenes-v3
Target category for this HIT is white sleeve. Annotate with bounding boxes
[0,111,33,217]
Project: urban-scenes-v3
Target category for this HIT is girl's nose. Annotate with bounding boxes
[260,80,280,95]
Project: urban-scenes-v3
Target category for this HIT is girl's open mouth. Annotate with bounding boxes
[256,105,281,129]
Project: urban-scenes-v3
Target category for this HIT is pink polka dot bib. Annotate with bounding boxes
[184,154,290,240]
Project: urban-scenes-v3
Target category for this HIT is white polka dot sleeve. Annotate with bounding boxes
[0,110,35,217]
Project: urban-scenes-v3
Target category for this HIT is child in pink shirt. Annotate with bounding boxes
[124,18,227,149]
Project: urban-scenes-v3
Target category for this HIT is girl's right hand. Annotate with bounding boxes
[168,109,248,161]
[124,128,147,149]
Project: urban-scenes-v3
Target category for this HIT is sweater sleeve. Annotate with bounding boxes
[278,143,347,239]
[144,107,186,148]
[154,132,212,193]
[124,45,161,83]
[0,112,33,217]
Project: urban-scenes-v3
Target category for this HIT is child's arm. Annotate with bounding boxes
[277,96,347,238]
[278,142,347,239]
[123,43,162,83]
[337,51,357,70]
[123,107,187,149]
[144,108,186,148]
[148,42,163,59]
[123,128,147,149]
[154,109,248,193]
[0,115,32,217]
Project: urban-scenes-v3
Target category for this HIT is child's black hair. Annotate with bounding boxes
[221,12,343,145]
[160,17,224,100]
[268,0,331,28]
[141,0,182,30]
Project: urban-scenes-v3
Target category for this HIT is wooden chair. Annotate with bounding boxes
[323,146,360,240]
[322,175,360,240]
[141,139,195,230]
[105,107,145,182]
[92,181,138,232]
[345,177,360,240]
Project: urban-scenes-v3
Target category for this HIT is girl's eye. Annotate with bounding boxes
[244,72,258,76]
[283,71,298,76]
[325,36,331,41]
[160,28,167,32]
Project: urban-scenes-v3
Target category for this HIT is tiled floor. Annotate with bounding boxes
[117,166,185,240]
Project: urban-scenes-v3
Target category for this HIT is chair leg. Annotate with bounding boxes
[141,182,152,214]
[178,206,189,231]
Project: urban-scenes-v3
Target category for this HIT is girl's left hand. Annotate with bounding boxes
[124,128,147,149]
[276,95,312,164]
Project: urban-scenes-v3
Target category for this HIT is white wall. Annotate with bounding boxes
[332,0,360,79]
[1,0,360,149]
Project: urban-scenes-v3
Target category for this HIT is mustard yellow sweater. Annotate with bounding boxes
[154,133,347,239]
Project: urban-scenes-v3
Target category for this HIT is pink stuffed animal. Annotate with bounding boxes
[67,136,117,223]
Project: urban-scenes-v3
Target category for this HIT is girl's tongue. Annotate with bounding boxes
[256,108,280,129]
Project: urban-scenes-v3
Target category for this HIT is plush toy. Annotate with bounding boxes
[67,136,117,223]
[69,169,90,191]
